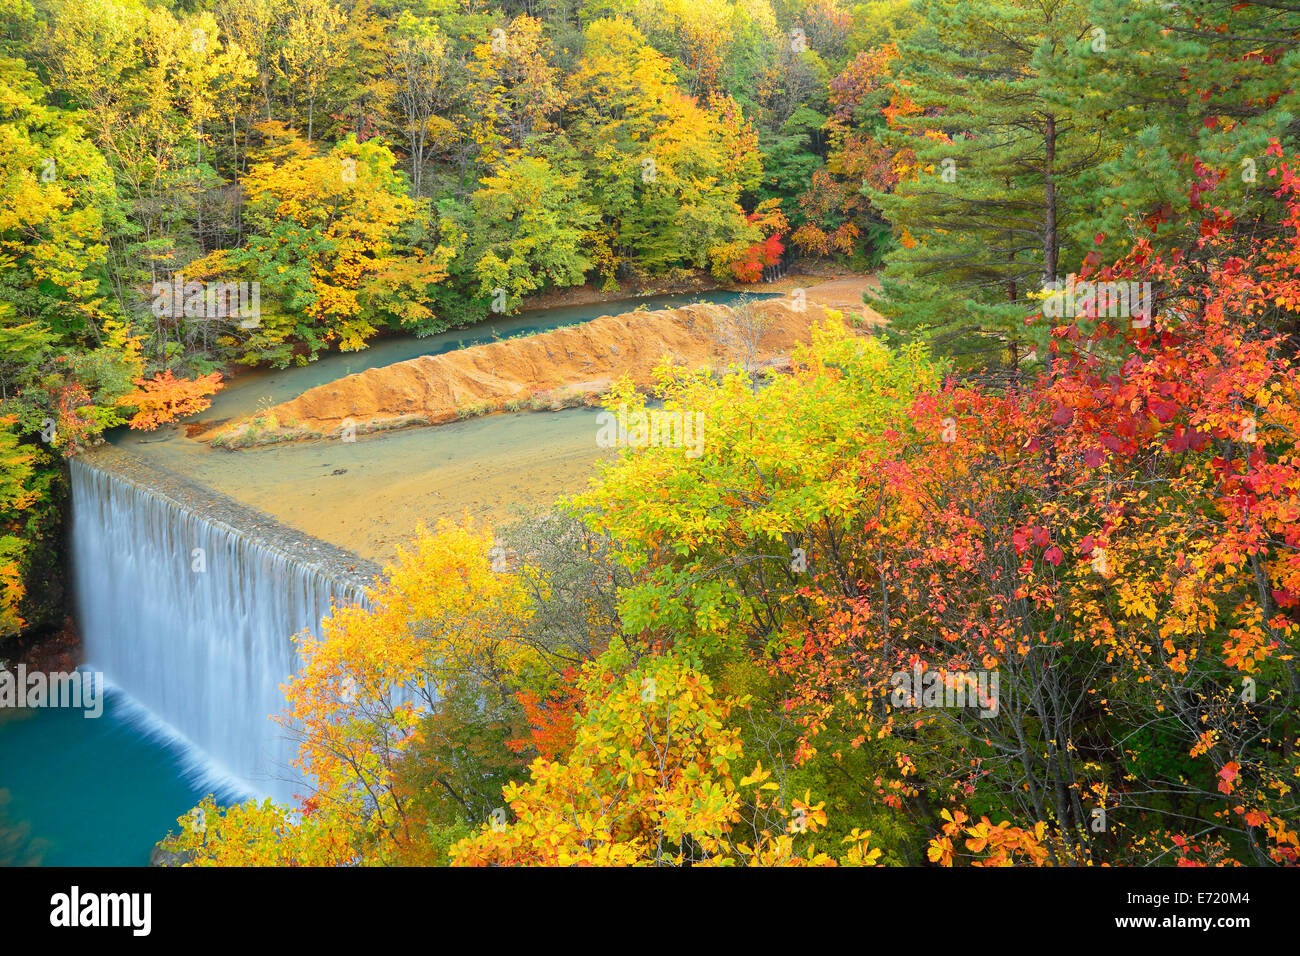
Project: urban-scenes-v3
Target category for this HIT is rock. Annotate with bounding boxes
[150,838,193,867]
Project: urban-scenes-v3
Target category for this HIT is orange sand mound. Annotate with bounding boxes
[210,278,882,445]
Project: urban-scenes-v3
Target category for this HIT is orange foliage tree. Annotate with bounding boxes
[116,371,223,431]
[773,148,1300,866]
[791,43,918,260]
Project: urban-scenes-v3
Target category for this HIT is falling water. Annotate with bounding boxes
[69,450,377,804]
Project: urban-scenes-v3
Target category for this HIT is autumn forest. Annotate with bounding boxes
[1,0,1299,876]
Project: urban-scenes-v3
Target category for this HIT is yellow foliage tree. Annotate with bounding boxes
[162,518,532,865]
[450,646,880,867]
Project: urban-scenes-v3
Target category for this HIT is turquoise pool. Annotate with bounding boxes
[0,688,244,866]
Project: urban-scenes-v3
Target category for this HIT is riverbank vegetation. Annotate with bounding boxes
[2,0,1298,866]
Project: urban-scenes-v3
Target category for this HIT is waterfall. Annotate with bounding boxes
[69,450,377,804]
[762,261,788,283]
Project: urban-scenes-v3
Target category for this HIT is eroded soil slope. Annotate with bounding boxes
[208,278,880,446]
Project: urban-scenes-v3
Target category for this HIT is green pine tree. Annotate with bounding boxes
[1040,0,1299,273]
[866,0,1108,367]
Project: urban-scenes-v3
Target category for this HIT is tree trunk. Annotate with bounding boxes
[1043,113,1058,284]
